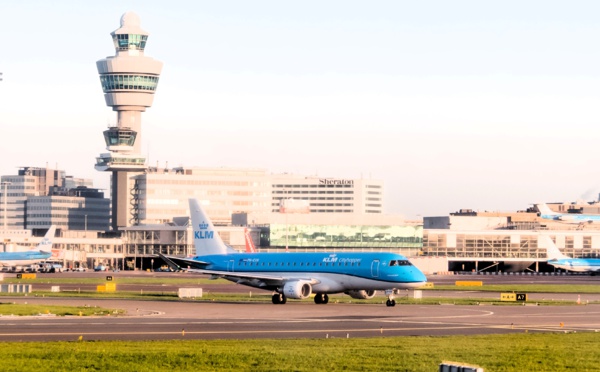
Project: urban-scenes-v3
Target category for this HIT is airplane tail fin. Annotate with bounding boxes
[244,228,257,253]
[37,226,56,253]
[539,235,571,260]
[536,203,560,216]
[189,198,231,256]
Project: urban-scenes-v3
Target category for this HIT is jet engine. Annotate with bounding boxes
[283,280,312,299]
[346,289,376,300]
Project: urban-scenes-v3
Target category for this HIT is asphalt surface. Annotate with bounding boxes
[1,272,599,341]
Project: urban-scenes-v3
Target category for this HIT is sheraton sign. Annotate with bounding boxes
[318,179,354,186]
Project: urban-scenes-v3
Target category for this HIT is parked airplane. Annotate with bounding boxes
[541,235,600,273]
[0,226,56,267]
[159,199,427,306]
[536,203,600,224]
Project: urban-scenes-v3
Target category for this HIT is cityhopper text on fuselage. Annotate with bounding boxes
[158,199,427,306]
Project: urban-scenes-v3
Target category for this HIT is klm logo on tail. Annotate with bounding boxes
[194,221,214,239]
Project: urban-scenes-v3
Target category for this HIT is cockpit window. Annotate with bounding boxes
[389,260,412,266]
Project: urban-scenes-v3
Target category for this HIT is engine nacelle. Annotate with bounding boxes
[283,280,312,299]
[346,289,376,300]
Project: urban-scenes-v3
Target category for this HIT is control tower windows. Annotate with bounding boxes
[112,34,148,51]
[103,128,137,147]
[100,74,159,92]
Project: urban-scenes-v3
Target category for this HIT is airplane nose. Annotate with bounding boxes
[404,281,427,288]
[414,269,427,283]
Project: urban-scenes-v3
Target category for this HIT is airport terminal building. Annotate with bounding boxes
[422,208,600,272]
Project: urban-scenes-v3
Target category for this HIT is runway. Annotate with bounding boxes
[1,272,599,341]
[1,297,599,341]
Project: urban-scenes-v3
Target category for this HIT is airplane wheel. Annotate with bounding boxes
[386,299,396,307]
[280,294,287,304]
[272,293,281,304]
[314,293,329,304]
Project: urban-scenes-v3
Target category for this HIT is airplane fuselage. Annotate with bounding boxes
[0,251,52,267]
[191,251,426,292]
[540,213,600,224]
[548,258,600,273]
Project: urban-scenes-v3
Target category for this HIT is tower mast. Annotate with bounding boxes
[95,12,163,230]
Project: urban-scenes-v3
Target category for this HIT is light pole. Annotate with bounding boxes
[283,188,289,252]
[1,181,11,230]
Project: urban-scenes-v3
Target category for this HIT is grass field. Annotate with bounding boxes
[429,284,600,294]
[0,302,123,316]
[2,276,226,285]
[0,333,598,371]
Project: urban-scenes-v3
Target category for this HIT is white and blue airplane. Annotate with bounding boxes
[159,199,427,306]
[541,235,600,273]
[536,203,600,224]
[0,226,56,267]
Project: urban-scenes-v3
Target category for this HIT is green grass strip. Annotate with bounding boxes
[0,333,598,371]
[3,277,229,285]
[0,302,123,316]
[429,284,600,293]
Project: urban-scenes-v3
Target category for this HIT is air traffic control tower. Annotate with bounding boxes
[95,12,163,230]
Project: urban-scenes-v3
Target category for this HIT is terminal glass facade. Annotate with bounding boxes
[269,224,422,251]
[422,231,600,259]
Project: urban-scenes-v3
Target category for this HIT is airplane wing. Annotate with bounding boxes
[157,253,320,287]
[158,253,210,270]
[189,268,320,288]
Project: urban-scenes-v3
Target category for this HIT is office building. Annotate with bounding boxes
[0,166,110,233]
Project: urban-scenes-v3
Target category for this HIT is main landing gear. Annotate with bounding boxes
[272,293,331,304]
[314,293,329,304]
[272,293,287,304]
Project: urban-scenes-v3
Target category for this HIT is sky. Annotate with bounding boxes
[2,1,600,219]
